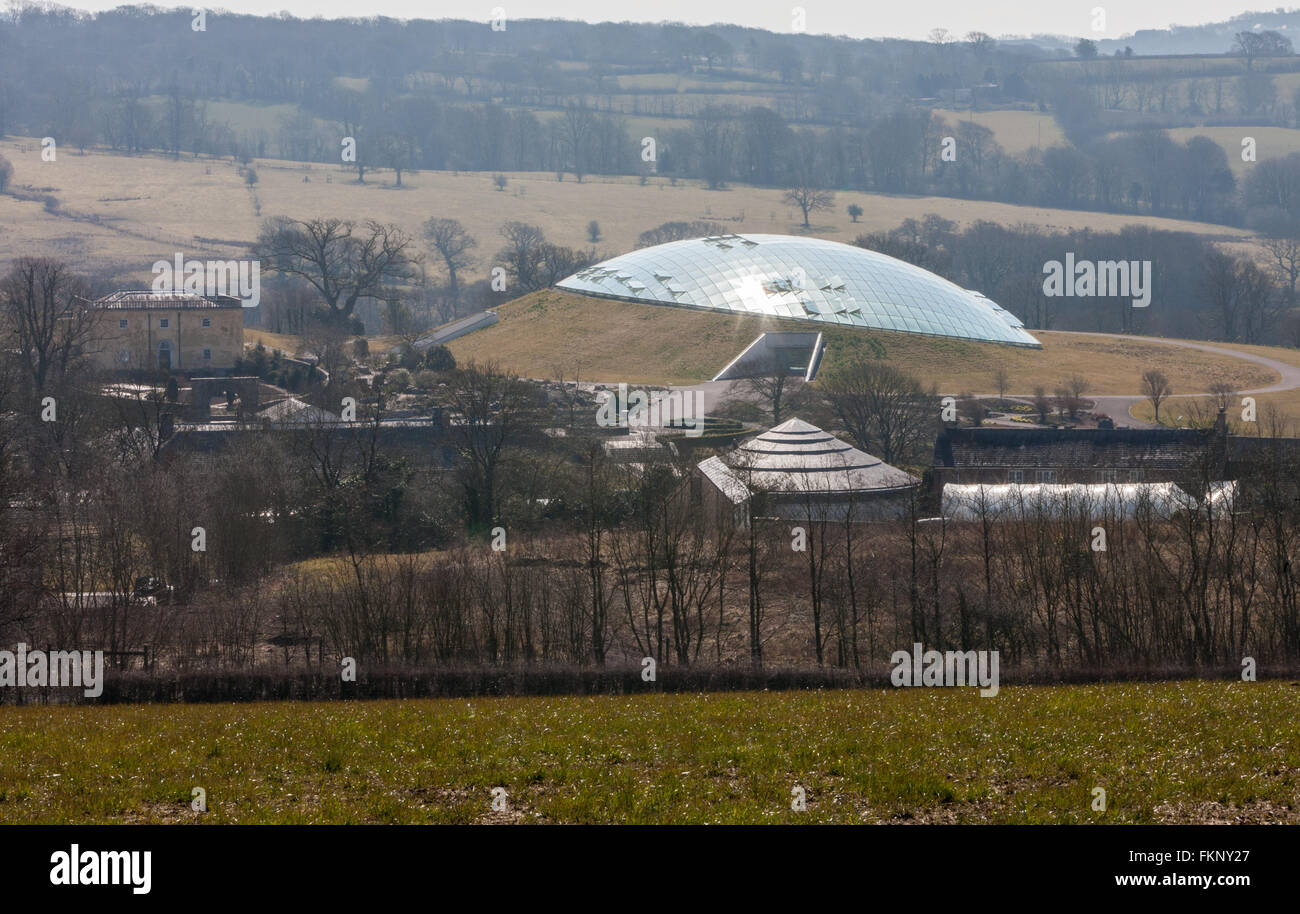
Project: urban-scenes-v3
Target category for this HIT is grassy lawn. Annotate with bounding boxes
[448,290,1280,391]
[0,681,1294,824]
[1132,393,1300,432]
[244,329,304,355]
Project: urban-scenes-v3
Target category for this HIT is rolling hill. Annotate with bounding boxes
[445,288,1280,395]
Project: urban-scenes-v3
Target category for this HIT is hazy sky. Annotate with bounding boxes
[61,1,1270,41]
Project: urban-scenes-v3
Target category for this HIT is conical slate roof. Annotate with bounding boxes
[724,418,918,495]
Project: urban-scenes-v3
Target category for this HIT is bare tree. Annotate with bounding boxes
[1262,235,1300,309]
[783,184,836,229]
[1233,30,1293,71]
[1141,369,1172,423]
[740,354,801,426]
[957,392,986,426]
[1238,260,1280,344]
[723,448,775,666]
[442,361,541,529]
[1032,385,1051,424]
[992,366,1010,403]
[576,437,618,665]
[1057,374,1091,421]
[256,217,417,321]
[0,351,45,641]
[1208,377,1237,412]
[820,361,933,465]
[0,258,95,394]
[556,103,596,182]
[375,131,416,187]
[301,310,353,381]
[636,220,723,248]
[497,221,547,293]
[1199,250,1278,344]
[422,217,477,307]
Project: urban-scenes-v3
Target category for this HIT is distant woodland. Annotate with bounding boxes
[9,6,1300,231]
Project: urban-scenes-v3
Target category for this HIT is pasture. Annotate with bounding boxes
[0,137,1258,286]
[0,681,1291,824]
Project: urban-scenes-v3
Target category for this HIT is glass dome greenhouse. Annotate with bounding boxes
[556,233,1040,347]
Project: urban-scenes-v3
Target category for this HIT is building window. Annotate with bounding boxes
[118,319,128,329]
[202,348,212,361]
[118,349,131,364]
[202,318,211,328]
[159,318,169,329]
[1007,469,1024,483]
[1036,470,1058,483]
[1097,469,1120,483]
[1129,469,1144,482]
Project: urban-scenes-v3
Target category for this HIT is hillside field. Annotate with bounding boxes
[0,681,1292,824]
[1164,125,1300,177]
[446,289,1280,394]
[933,107,1065,154]
[0,138,1258,284]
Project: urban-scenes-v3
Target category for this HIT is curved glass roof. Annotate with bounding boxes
[556,234,1040,347]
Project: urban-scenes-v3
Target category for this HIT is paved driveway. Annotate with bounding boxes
[628,332,1300,431]
[1042,332,1300,429]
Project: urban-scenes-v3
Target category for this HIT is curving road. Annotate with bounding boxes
[671,331,1300,431]
[1029,332,1300,429]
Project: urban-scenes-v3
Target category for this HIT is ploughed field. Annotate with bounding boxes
[0,681,1294,824]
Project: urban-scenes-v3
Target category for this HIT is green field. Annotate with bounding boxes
[0,681,1294,824]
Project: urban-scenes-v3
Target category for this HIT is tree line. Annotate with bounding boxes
[1,6,1288,228]
[6,253,1300,686]
[244,210,1291,346]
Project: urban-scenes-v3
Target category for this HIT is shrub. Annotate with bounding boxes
[395,344,422,371]
[424,344,456,372]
